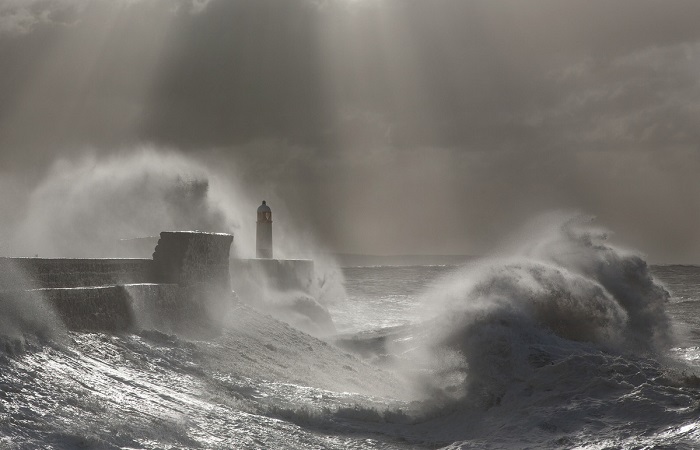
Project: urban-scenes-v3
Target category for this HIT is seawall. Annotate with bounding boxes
[0,231,234,333]
[0,258,153,290]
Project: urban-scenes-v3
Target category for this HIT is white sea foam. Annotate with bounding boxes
[398,214,672,399]
[0,261,66,353]
[358,213,700,447]
[2,207,700,448]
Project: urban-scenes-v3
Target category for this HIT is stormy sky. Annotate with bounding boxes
[1,0,700,262]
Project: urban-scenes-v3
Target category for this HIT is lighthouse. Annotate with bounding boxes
[256,200,273,258]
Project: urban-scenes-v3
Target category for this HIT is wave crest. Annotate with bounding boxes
[409,214,673,405]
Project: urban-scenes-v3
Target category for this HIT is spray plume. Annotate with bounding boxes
[4,148,346,335]
[397,213,673,405]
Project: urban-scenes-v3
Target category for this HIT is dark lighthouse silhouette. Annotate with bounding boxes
[256,200,273,258]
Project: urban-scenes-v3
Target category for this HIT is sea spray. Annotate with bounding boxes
[0,261,67,354]
[6,148,346,335]
[10,149,242,258]
[518,213,673,351]
[231,265,337,337]
[396,213,675,408]
[343,214,700,447]
[1,212,699,448]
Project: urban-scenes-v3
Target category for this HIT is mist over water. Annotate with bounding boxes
[2,203,700,447]
[0,261,67,353]
[395,215,674,404]
[7,150,239,257]
[3,0,700,447]
[1,148,347,335]
[0,158,698,447]
[4,148,341,262]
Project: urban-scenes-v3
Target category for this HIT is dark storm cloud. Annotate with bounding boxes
[0,1,83,36]
[3,0,699,153]
[2,0,700,260]
[139,0,330,147]
[135,0,700,150]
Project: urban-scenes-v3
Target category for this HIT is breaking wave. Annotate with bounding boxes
[373,213,700,447]
[2,210,700,448]
[0,261,67,354]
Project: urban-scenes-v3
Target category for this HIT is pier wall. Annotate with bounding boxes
[0,258,153,290]
[152,231,233,290]
[0,231,234,333]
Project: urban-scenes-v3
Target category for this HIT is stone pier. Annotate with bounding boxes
[0,231,234,333]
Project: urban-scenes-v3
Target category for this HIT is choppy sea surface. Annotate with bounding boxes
[3,224,700,449]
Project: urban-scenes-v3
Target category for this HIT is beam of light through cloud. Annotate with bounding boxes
[1,0,700,261]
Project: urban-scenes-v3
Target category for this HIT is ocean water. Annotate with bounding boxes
[330,265,453,334]
[3,220,700,449]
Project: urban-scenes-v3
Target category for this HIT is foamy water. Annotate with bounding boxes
[3,216,700,448]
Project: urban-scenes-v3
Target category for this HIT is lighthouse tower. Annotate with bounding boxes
[256,200,273,258]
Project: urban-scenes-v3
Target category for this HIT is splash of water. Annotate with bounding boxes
[400,213,673,405]
[5,148,346,335]
[0,261,67,354]
[10,149,241,257]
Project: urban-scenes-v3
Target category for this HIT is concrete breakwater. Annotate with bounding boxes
[0,231,233,333]
[0,258,153,290]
